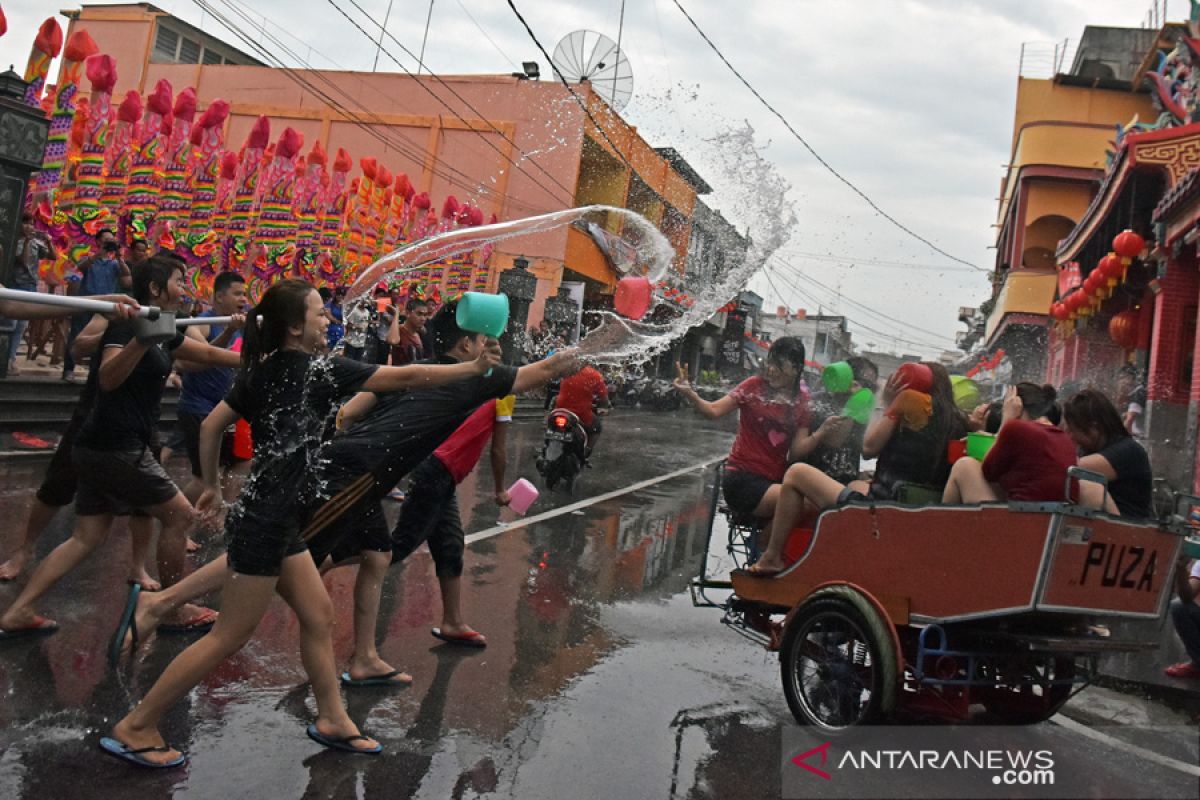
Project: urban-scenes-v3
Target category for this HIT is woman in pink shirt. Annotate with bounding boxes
[674,337,815,520]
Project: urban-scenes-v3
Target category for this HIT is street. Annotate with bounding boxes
[0,411,1196,799]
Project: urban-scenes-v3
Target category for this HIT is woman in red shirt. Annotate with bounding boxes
[941,383,1076,504]
[673,337,814,520]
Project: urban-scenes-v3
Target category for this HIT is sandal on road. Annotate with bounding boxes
[158,607,218,634]
[305,723,382,755]
[431,627,487,648]
[99,736,187,769]
[339,669,413,688]
[108,584,141,666]
[0,615,59,642]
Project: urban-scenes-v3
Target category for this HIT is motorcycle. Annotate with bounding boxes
[535,408,589,492]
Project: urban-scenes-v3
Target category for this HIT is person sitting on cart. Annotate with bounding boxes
[672,337,815,522]
[745,362,966,576]
[794,356,877,485]
[1164,556,1200,680]
[1061,389,1153,518]
[941,383,1076,505]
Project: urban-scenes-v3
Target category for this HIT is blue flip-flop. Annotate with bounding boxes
[339,669,412,688]
[99,736,187,768]
[305,723,382,755]
[108,583,141,667]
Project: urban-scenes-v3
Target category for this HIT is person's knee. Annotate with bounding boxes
[298,594,335,636]
[783,463,813,488]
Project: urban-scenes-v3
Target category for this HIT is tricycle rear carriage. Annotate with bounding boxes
[691,464,1185,733]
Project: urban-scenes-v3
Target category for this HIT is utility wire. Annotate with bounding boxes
[505,0,636,171]
[454,0,521,68]
[670,0,989,273]
[770,256,958,343]
[764,264,950,352]
[199,0,554,214]
[777,247,982,274]
[330,0,581,207]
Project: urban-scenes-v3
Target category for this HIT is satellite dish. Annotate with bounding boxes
[551,30,634,112]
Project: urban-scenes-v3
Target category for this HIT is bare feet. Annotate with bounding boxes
[346,655,412,685]
[111,717,182,767]
[127,571,162,592]
[746,557,784,576]
[0,606,51,632]
[313,716,380,752]
[438,623,487,645]
[0,549,32,581]
[161,603,217,629]
[185,538,200,554]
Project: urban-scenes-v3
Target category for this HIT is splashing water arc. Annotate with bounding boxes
[348,205,674,301]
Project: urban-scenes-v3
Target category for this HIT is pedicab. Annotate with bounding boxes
[691,462,1186,733]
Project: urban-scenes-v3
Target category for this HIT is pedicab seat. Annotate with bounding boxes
[894,483,944,505]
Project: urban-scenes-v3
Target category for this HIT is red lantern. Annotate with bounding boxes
[1113,229,1146,260]
[1099,252,1124,281]
[1066,290,1086,312]
[1051,302,1067,321]
[1108,310,1139,349]
[1084,271,1099,294]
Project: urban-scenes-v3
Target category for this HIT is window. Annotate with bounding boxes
[202,47,223,65]
[153,26,178,61]
[178,36,201,64]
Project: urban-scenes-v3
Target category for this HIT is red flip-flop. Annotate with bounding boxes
[158,607,218,634]
[0,615,59,641]
[431,627,487,648]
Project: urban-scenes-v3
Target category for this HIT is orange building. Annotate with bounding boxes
[59,3,707,322]
[986,26,1156,382]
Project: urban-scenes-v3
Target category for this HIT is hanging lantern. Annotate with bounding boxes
[1112,229,1146,260]
[1084,270,1101,295]
[1108,310,1139,349]
[1099,252,1124,286]
[1066,290,1088,314]
[1051,302,1068,321]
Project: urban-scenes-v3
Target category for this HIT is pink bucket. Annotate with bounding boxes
[507,478,539,515]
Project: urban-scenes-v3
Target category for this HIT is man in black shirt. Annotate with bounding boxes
[0,257,239,638]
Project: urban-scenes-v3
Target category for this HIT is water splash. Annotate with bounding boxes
[346,205,675,303]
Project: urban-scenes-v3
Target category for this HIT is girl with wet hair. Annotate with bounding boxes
[942,383,1076,505]
[673,336,814,522]
[747,362,967,576]
[1061,389,1153,518]
[105,279,500,768]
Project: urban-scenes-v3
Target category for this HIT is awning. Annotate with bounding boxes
[984,270,1056,343]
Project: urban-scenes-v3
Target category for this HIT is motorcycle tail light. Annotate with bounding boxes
[553,414,568,430]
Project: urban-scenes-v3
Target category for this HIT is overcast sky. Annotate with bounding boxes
[0,0,1168,355]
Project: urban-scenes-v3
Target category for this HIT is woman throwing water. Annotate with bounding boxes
[673,337,822,522]
[104,279,500,768]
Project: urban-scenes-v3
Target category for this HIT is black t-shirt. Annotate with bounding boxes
[805,392,866,484]
[314,360,520,508]
[1098,436,1153,518]
[75,323,186,451]
[226,351,377,521]
[874,411,967,496]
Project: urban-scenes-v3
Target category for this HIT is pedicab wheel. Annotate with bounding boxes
[979,657,1075,724]
[780,586,898,734]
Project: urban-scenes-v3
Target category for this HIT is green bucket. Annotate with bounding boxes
[950,375,981,413]
[842,388,874,425]
[456,292,509,338]
[966,431,996,460]
[823,361,853,394]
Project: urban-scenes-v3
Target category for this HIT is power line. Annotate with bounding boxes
[330,0,582,207]
[777,247,984,274]
[505,0,636,171]
[198,0,555,214]
[763,264,950,352]
[670,0,989,273]
[770,256,958,343]
[454,0,520,68]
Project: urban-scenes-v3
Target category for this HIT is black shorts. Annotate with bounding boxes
[178,411,247,478]
[73,444,180,517]
[307,498,390,568]
[388,457,464,578]
[36,408,88,507]
[225,504,309,577]
[721,468,774,516]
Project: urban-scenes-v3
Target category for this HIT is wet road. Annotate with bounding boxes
[0,411,1197,799]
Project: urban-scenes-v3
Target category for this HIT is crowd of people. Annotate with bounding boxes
[0,249,581,767]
